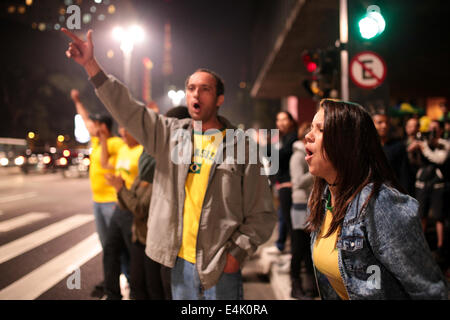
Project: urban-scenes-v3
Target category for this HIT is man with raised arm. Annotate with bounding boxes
[62,28,276,300]
[70,88,124,297]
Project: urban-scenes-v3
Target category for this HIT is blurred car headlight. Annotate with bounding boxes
[58,157,68,166]
[14,156,25,166]
[1,157,9,166]
[43,155,52,165]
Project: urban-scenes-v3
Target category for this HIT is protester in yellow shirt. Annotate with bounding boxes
[70,89,124,298]
[103,127,143,300]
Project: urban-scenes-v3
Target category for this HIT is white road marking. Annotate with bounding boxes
[0,233,102,300]
[0,192,38,204]
[0,212,50,232]
[0,214,94,264]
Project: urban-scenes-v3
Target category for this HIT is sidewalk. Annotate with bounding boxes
[245,225,297,300]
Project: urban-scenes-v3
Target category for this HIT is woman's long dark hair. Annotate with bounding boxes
[307,99,404,238]
[277,111,298,136]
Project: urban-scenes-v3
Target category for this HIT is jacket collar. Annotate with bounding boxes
[320,183,375,224]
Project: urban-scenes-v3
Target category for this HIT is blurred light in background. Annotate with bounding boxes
[168,90,185,106]
[74,114,90,143]
[108,5,116,14]
[14,156,25,166]
[83,13,92,24]
[358,5,386,39]
[28,132,35,139]
[57,135,65,143]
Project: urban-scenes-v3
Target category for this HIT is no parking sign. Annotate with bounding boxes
[350,51,387,89]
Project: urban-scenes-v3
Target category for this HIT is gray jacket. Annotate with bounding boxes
[289,140,313,204]
[91,71,276,289]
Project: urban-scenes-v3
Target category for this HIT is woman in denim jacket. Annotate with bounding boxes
[305,99,447,300]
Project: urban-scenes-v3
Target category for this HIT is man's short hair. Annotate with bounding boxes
[89,113,113,132]
[185,68,225,97]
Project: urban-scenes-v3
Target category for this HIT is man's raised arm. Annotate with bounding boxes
[61,28,173,159]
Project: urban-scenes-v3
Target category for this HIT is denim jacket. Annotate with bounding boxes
[310,183,448,300]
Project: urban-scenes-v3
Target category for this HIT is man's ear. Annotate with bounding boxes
[217,94,224,107]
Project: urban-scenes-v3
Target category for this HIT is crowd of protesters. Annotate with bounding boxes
[62,28,448,300]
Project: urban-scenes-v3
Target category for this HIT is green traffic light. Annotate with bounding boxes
[359,5,385,39]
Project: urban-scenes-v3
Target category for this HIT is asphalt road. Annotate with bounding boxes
[0,167,275,300]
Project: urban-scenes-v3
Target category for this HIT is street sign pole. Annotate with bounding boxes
[340,0,349,101]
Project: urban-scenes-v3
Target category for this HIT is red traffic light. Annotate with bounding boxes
[302,51,318,73]
[306,61,317,73]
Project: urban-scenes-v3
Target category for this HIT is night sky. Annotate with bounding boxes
[0,0,449,145]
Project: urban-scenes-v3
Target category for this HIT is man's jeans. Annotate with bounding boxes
[93,201,116,249]
[171,257,243,300]
[103,205,133,300]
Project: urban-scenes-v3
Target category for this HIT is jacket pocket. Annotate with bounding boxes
[216,163,244,176]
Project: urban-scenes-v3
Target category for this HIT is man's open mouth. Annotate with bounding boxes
[193,103,200,110]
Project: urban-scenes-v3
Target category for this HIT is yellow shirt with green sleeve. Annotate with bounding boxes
[89,136,124,203]
[313,208,350,300]
[177,128,226,263]
[115,144,144,189]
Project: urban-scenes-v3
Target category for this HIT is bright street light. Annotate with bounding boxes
[112,25,145,87]
[168,90,185,106]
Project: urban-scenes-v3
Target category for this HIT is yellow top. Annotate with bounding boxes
[89,136,124,203]
[178,129,225,263]
[313,209,350,300]
[115,144,144,189]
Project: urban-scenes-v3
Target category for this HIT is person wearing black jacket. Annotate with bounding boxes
[272,111,298,254]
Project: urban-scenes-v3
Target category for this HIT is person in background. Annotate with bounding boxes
[372,111,411,194]
[414,119,450,265]
[289,122,317,299]
[103,127,143,299]
[70,89,124,298]
[268,111,298,256]
[306,99,447,299]
[401,117,422,196]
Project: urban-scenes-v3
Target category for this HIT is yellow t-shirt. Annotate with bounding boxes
[178,129,225,263]
[115,144,144,189]
[89,136,124,203]
[313,209,350,300]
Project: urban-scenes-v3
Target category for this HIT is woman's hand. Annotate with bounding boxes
[105,173,125,193]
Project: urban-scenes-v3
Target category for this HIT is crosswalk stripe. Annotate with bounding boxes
[0,212,50,232]
[0,233,102,300]
[0,214,94,264]
[0,192,38,204]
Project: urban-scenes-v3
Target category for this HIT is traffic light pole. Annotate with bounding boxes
[340,0,349,101]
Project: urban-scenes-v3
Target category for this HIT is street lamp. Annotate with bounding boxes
[112,25,145,88]
[168,89,185,106]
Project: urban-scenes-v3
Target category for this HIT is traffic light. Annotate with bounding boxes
[302,50,319,73]
[301,48,339,99]
[358,5,385,40]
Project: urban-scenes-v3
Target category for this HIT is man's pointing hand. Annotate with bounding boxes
[62,28,100,77]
